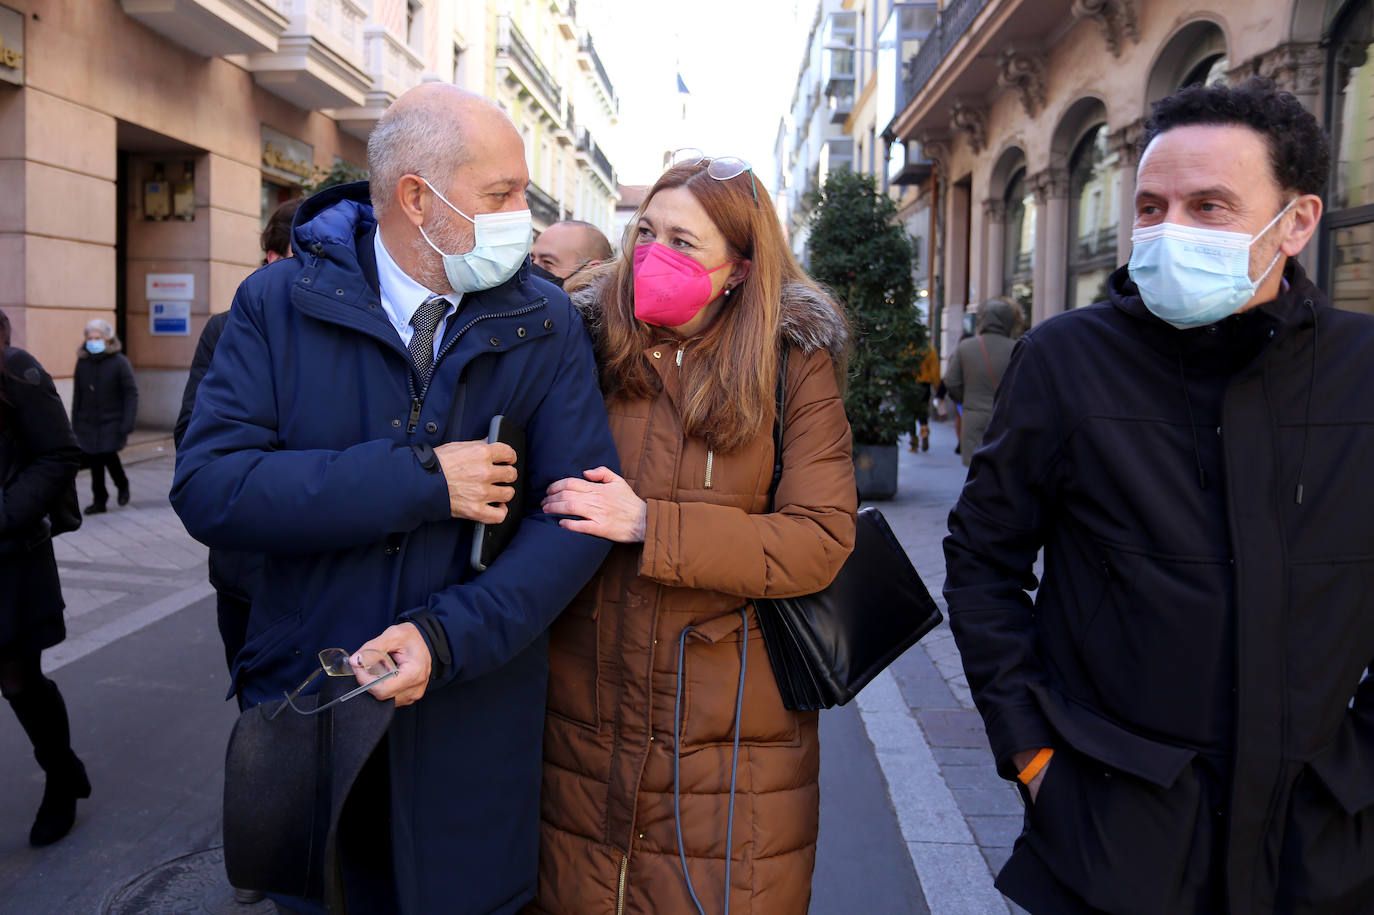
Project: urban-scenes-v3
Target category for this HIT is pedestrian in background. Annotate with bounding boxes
[0,309,91,847]
[174,197,299,674]
[530,153,856,914]
[945,79,1374,913]
[907,343,940,452]
[943,298,1018,466]
[72,319,137,514]
[530,219,614,288]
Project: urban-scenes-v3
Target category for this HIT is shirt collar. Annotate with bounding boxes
[373,230,461,331]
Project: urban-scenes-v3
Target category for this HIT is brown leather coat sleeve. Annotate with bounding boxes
[638,346,857,598]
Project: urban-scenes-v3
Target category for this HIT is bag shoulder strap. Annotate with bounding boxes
[977,335,1000,387]
[768,347,790,508]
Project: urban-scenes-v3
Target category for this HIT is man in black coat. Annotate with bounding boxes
[944,79,1374,913]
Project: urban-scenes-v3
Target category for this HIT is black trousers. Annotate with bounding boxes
[83,451,128,506]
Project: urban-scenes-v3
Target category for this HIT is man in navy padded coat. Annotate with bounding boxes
[171,85,617,914]
[945,80,1374,913]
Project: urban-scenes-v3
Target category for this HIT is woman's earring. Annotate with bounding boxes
[724,287,733,297]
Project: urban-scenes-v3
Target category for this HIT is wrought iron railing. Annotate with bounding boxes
[579,36,617,104]
[498,16,561,108]
[901,0,989,104]
[526,181,560,226]
[578,129,615,185]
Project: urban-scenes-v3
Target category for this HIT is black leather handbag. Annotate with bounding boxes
[752,351,943,711]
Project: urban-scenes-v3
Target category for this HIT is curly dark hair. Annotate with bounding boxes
[1140,78,1330,197]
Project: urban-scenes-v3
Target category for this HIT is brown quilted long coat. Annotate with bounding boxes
[528,284,857,915]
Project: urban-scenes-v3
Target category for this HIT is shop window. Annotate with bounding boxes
[1326,0,1374,315]
[1066,125,1121,307]
[1002,167,1035,309]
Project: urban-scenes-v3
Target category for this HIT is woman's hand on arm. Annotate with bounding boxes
[542,466,647,543]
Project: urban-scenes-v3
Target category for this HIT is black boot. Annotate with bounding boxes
[8,679,92,846]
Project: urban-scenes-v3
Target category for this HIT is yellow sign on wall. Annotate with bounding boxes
[0,5,24,87]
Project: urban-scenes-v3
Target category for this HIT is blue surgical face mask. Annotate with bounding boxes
[85,339,106,355]
[1128,200,1296,329]
[417,177,532,293]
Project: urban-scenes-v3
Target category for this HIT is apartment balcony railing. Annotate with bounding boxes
[902,0,988,102]
[526,181,561,228]
[121,0,288,56]
[497,15,562,115]
[577,129,615,189]
[556,101,578,147]
[577,36,618,111]
[243,0,371,110]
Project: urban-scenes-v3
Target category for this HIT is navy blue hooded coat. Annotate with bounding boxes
[171,182,618,914]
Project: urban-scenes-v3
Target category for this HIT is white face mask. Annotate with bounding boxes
[1127,200,1295,329]
[417,177,532,293]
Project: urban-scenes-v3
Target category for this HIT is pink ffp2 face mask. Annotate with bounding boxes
[632,243,732,327]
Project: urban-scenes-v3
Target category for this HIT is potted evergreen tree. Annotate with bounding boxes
[805,169,925,500]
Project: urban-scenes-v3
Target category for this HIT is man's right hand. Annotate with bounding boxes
[1012,748,1051,803]
[433,440,518,522]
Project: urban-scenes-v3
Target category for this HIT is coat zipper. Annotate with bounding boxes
[675,347,714,489]
[616,854,629,915]
[406,300,546,432]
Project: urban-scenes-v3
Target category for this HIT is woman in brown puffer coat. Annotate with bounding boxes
[528,157,857,915]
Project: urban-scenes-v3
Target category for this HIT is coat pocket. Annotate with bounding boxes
[676,607,800,752]
[1026,742,1207,915]
[546,592,600,731]
[1277,763,1374,911]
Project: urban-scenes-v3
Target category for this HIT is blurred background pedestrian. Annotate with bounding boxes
[907,343,941,452]
[0,308,91,847]
[71,320,138,514]
[529,218,614,288]
[174,196,299,678]
[944,299,1019,466]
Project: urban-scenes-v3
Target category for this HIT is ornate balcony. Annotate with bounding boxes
[121,0,288,57]
[577,36,618,114]
[576,128,615,191]
[241,0,371,111]
[329,25,426,139]
[496,15,562,122]
[526,181,561,229]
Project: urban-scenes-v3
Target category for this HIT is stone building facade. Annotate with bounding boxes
[0,0,619,427]
[886,0,1373,355]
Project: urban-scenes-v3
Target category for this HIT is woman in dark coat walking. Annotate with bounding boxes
[0,309,92,846]
[72,319,138,514]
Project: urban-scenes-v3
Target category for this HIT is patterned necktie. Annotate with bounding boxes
[409,294,448,384]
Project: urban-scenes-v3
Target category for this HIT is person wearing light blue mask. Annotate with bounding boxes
[943,79,1374,915]
[169,82,617,914]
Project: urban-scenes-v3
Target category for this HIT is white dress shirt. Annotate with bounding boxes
[373,230,461,360]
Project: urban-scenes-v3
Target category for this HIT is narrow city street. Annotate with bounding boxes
[0,418,1021,914]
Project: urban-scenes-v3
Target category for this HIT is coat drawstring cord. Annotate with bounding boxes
[1177,353,1209,491]
[1295,299,1319,505]
[674,607,748,915]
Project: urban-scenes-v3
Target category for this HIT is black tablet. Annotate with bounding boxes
[469,414,525,572]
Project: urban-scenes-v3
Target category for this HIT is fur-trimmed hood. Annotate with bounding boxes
[570,278,849,362]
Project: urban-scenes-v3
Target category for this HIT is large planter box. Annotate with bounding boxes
[853,443,898,501]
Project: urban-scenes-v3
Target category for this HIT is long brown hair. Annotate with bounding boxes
[595,162,831,452]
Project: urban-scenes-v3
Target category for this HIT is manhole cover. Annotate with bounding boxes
[103,847,275,914]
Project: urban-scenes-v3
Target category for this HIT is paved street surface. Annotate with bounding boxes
[0,418,1019,914]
